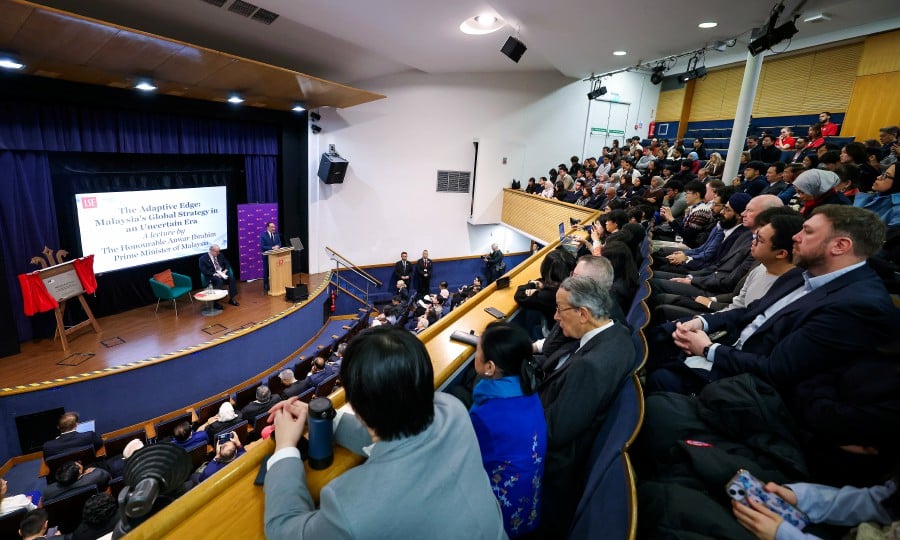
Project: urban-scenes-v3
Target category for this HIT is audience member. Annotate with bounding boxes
[775,127,796,150]
[482,243,504,284]
[68,492,118,540]
[757,135,782,164]
[818,111,838,136]
[514,248,575,337]
[793,169,851,218]
[43,460,110,501]
[705,152,725,178]
[240,385,282,422]
[469,322,547,538]
[656,191,744,274]
[778,163,805,203]
[0,477,36,517]
[841,141,879,192]
[293,356,338,395]
[854,163,899,227]
[657,180,713,248]
[536,275,636,537]
[264,326,505,538]
[202,402,242,445]
[736,161,769,196]
[107,438,143,478]
[661,180,687,219]
[760,162,787,196]
[18,509,51,540]
[42,411,102,459]
[172,420,209,450]
[198,431,245,482]
[278,369,305,399]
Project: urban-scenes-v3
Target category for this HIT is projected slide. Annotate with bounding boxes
[75,186,228,273]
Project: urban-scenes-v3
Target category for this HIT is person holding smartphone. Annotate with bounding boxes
[198,431,244,483]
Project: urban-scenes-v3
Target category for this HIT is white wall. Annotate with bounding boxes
[305,69,652,272]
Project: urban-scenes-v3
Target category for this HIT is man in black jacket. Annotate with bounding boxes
[42,411,102,459]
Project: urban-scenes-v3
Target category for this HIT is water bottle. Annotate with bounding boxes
[207,282,213,292]
[307,397,335,469]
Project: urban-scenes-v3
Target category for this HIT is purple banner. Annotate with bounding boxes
[238,203,278,281]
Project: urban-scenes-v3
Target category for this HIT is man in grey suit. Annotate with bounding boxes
[264,326,505,540]
[536,275,637,537]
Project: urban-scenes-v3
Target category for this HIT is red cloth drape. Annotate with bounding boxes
[17,272,59,316]
[73,254,97,294]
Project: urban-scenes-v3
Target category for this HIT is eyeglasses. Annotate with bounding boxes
[555,305,579,314]
[877,172,894,180]
[751,233,767,245]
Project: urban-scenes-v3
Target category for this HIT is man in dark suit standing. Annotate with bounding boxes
[42,411,102,459]
[260,222,282,293]
[536,275,637,537]
[199,244,238,307]
[392,252,412,292]
[415,249,433,298]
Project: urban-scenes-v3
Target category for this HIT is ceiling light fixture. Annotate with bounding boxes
[460,13,505,35]
[292,104,306,112]
[0,52,25,70]
[803,12,831,23]
[748,1,799,56]
[677,54,708,83]
[698,21,718,29]
[587,79,608,100]
[227,94,244,104]
[613,50,627,56]
[134,80,157,92]
[650,64,667,85]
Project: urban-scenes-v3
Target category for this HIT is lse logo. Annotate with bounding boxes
[82,197,98,209]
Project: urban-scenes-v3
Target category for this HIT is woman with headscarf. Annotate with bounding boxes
[793,169,851,218]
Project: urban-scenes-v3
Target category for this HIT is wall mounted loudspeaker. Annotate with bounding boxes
[285,284,309,302]
[317,153,349,184]
[501,36,527,63]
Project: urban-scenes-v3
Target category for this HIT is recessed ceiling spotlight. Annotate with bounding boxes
[698,21,718,29]
[292,104,306,112]
[613,50,627,56]
[227,94,244,104]
[460,13,505,35]
[134,80,157,92]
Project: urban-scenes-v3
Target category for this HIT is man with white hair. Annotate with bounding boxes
[536,275,636,537]
[199,244,239,307]
[482,243,504,284]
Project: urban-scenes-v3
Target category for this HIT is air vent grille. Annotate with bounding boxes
[200,0,227,7]
[252,8,279,24]
[436,170,471,193]
[228,0,258,17]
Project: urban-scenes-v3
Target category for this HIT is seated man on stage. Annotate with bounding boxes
[199,244,239,307]
[260,222,282,293]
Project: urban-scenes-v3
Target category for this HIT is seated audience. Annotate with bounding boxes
[264,326,505,538]
[760,162,787,196]
[172,420,209,450]
[452,276,483,307]
[775,127,796,150]
[536,275,637,537]
[202,402,242,445]
[777,163,805,203]
[657,180,713,248]
[793,169,851,218]
[18,509,51,540]
[0,477,36,517]
[293,356,339,395]
[470,322,547,538]
[69,492,118,540]
[43,460,111,501]
[514,247,575,338]
[42,411,102,459]
[278,369,305,399]
[240,385,282,422]
[600,241,639,315]
[854,163,899,227]
[198,432,245,482]
[736,161,769,197]
[107,438,144,478]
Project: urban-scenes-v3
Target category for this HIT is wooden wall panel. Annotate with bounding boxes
[688,42,863,123]
[656,88,685,122]
[857,29,900,76]
[501,189,598,244]
[842,71,900,140]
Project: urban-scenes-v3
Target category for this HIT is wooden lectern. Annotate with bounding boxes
[264,247,293,296]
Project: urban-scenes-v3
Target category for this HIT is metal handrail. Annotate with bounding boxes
[325,246,382,287]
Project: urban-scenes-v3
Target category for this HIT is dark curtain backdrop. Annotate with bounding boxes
[0,151,60,342]
[50,153,244,322]
[0,99,280,343]
[245,155,279,203]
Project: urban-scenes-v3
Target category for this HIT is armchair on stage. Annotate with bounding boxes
[149,270,194,316]
[264,246,294,296]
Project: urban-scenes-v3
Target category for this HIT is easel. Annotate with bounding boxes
[30,247,101,352]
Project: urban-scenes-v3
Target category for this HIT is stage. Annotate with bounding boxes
[0,272,327,390]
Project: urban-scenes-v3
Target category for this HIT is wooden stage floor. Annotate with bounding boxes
[0,273,328,389]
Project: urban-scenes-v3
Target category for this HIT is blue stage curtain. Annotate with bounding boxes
[0,102,279,155]
[245,155,278,203]
[0,151,60,341]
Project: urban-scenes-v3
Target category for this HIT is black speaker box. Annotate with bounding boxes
[318,153,349,184]
[285,284,309,302]
[501,36,527,63]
